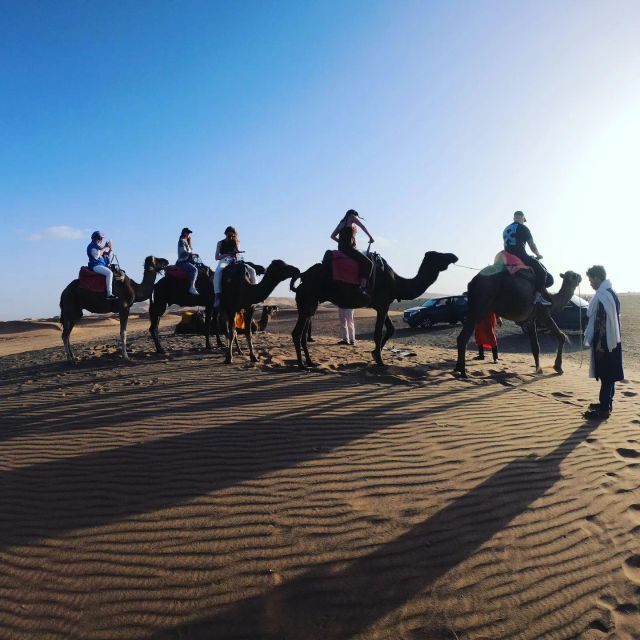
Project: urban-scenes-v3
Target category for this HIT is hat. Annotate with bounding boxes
[91,230,104,240]
[513,211,527,222]
[181,227,193,235]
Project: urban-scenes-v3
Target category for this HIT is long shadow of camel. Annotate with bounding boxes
[154,419,602,640]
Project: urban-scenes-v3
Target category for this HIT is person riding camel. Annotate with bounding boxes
[330,209,375,294]
[502,210,552,305]
[87,231,117,300]
[176,227,200,296]
[213,226,257,308]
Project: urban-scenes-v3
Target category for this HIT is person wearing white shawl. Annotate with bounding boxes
[583,265,624,419]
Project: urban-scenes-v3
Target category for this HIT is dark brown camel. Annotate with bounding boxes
[218,260,300,364]
[291,251,459,368]
[60,256,169,361]
[454,269,582,378]
[149,262,266,354]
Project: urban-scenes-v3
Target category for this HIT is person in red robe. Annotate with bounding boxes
[474,312,501,362]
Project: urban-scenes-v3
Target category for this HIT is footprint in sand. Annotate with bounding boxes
[623,555,640,583]
[616,448,640,460]
[628,505,640,524]
[622,390,638,397]
[552,391,573,398]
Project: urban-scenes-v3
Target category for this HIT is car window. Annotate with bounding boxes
[435,299,448,307]
[456,297,467,305]
[421,299,437,308]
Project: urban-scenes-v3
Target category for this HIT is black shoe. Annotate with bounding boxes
[584,408,611,420]
[587,403,613,413]
[106,294,118,300]
[473,355,485,360]
[337,340,350,345]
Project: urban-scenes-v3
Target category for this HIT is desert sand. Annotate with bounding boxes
[1,305,639,639]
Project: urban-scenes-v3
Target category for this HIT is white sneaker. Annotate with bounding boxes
[534,293,552,306]
[188,287,200,296]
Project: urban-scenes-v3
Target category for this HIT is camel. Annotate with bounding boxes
[291,251,459,368]
[454,269,582,378]
[60,256,169,361]
[149,262,266,354]
[217,260,300,364]
[174,304,278,336]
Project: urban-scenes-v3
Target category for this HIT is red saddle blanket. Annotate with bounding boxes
[78,267,107,293]
[494,250,533,276]
[330,251,360,285]
[165,265,189,280]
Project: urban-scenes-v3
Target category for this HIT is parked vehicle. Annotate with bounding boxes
[403,295,468,329]
[519,294,589,334]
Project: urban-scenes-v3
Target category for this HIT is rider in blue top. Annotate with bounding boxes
[503,211,551,305]
[87,231,117,299]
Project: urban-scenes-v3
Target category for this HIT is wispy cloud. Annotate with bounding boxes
[29,225,85,241]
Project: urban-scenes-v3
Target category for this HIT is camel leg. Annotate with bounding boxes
[204,305,213,350]
[234,334,244,357]
[119,309,130,360]
[380,314,395,350]
[455,316,476,377]
[293,314,315,368]
[245,308,258,362]
[538,313,567,374]
[526,320,542,373]
[210,308,224,349]
[149,300,167,354]
[224,312,235,364]
[371,309,387,366]
[61,313,80,362]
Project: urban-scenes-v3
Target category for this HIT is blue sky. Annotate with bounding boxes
[1,0,638,320]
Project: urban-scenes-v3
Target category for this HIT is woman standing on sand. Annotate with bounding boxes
[330,209,375,294]
[474,312,501,362]
[583,265,624,420]
[176,227,200,296]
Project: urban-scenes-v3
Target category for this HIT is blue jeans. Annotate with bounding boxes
[599,379,615,412]
[177,261,198,289]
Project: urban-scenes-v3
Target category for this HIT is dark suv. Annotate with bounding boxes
[402,295,469,329]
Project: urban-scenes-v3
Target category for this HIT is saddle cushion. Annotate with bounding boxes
[327,250,360,285]
[165,265,190,280]
[495,250,533,275]
[78,267,107,293]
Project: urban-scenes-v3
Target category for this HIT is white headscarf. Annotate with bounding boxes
[583,279,621,352]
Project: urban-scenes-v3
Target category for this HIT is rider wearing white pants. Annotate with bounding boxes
[213,226,256,307]
[87,231,117,299]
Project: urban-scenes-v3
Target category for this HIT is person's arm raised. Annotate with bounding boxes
[354,218,374,242]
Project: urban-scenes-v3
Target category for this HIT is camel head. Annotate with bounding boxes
[144,256,170,273]
[558,271,582,291]
[265,260,300,282]
[423,251,459,272]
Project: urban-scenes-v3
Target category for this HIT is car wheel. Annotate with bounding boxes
[421,317,434,329]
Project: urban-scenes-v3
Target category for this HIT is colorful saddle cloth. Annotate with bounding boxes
[165,265,190,280]
[323,250,360,285]
[479,251,534,278]
[78,267,107,293]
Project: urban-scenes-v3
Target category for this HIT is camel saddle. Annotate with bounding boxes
[222,262,258,287]
[480,251,553,287]
[322,250,360,285]
[77,266,124,293]
[165,265,190,280]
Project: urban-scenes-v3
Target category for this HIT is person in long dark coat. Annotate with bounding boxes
[583,265,624,419]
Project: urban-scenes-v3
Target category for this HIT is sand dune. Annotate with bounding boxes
[0,311,639,639]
